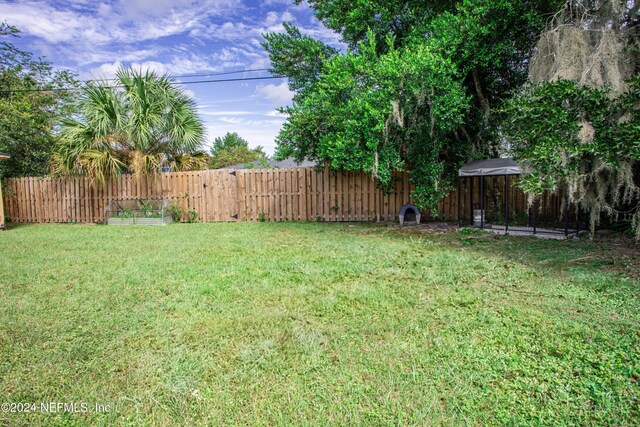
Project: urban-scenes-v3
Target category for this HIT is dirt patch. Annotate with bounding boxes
[385,222,457,235]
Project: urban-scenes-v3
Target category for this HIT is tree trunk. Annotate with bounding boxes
[472,69,491,126]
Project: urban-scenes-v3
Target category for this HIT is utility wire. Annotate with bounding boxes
[79,68,271,82]
[0,75,284,94]
[173,68,270,79]
[175,76,282,85]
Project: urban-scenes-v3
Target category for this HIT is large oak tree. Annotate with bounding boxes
[263,0,563,210]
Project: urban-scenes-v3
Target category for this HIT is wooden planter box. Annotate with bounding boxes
[106,216,173,226]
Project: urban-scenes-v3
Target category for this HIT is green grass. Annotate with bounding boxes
[0,223,638,426]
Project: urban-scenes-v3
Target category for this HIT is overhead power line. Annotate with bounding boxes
[175,76,282,85]
[0,75,284,94]
[173,68,270,79]
[78,68,272,82]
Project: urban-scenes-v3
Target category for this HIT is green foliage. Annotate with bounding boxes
[210,132,268,169]
[502,77,640,237]
[169,203,182,222]
[264,0,564,211]
[279,32,468,210]
[610,220,635,237]
[186,208,198,223]
[258,212,266,222]
[52,67,207,183]
[119,209,134,219]
[140,202,161,218]
[302,0,450,52]
[0,23,80,179]
[263,22,338,94]
[210,132,250,156]
[140,202,151,215]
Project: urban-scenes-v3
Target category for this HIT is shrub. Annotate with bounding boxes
[169,203,182,222]
[186,208,198,223]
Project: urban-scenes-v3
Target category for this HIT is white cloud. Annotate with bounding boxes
[73,47,164,68]
[301,22,344,49]
[0,4,87,43]
[0,0,242,45]
[265,109,288,117]
[219,117,285,126]
[179,87,197,99]
[255,81,294,105]
[191,8,297,42]
[249,56,272,69]
[264,11,295,27]
[198,110,254,116]
[262,0,293,5]
[83,42,262,80]
[86,53,233,79]
[262,0,311,12]
[117,0,236,19]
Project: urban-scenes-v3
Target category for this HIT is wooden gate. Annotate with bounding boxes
[203,169,238,222]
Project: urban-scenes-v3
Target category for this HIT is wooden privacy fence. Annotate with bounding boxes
[2,167,534,224]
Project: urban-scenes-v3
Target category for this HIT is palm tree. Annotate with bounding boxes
[52,67,208,183]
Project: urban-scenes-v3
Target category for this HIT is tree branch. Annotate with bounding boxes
[472,69,491,126]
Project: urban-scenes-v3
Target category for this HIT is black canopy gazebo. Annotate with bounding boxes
[457,158,576,237]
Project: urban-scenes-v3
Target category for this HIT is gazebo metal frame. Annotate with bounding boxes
[457,158,574,237]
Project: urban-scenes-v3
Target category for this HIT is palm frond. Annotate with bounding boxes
[55,66,206,181]
[77,149,125,185]
[169,151,210,172]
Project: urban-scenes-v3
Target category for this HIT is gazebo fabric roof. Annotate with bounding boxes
[458,158,522,177]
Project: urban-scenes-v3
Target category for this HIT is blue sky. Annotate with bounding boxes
[0,0,344,155]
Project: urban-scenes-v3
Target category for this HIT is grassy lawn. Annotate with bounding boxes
[0,223,638,425]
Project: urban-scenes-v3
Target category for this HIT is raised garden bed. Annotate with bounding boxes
[107,216,173,226]
[105,199,173,226]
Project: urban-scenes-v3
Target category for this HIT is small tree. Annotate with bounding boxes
[210,132,268,168]
[52,67,207,183]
